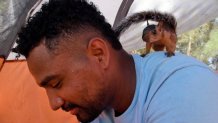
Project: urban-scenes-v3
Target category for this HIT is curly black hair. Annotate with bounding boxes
[13,0,122,57]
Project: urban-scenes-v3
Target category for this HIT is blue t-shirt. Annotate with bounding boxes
[92,52,218,123]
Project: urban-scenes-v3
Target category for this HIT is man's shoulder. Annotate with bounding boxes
[134,51,214,96]
[132,51,216,109]
[133,52,218,123]
[133,51,209,74]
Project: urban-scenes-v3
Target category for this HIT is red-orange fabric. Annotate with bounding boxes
[0,58,4,70]
[0,61,78,123]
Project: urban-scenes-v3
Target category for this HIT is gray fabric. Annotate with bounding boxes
[0,0,37,58]
[113,0,134,29]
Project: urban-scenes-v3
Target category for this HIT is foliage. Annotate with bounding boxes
[177,22,213,61]
[0,0,8,13]
[202,26,218,58]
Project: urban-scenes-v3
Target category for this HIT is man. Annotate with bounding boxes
[13,0,218,123]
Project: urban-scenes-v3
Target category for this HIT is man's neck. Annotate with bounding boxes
[111,50,136,116]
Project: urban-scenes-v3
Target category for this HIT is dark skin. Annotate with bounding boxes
[26,30,136,122]
[142,22,177,57]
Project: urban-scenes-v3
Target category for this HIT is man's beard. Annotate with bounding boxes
[76,107,102,123]
[62,101,105,123]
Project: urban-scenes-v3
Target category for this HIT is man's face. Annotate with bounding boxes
[27,41,112,122]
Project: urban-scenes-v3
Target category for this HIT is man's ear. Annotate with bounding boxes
[87,38,110,69]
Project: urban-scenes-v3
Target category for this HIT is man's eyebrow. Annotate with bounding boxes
[40,75,58,87]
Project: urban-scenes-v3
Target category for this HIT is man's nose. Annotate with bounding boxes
[46,89,64,111]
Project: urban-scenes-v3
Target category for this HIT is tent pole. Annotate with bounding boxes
[113,0,134,28]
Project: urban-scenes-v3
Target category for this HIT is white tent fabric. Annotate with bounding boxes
[119,0,218,52]
[90,0,123,25]
[5,0,218,59]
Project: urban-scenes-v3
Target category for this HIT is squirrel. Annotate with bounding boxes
[114,11,177,57]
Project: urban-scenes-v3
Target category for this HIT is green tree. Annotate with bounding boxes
[0,0,8,13]
[177,22,213,61]
[202,24,218,64]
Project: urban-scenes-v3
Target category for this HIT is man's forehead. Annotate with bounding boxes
[26,43,53,82]
[26,41,76,82]
[27,43,51,62]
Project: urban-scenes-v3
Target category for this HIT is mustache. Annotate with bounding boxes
[61,102,77,112]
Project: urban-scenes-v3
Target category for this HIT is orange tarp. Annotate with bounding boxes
[0,61,78,123]
[0,57,4,70]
